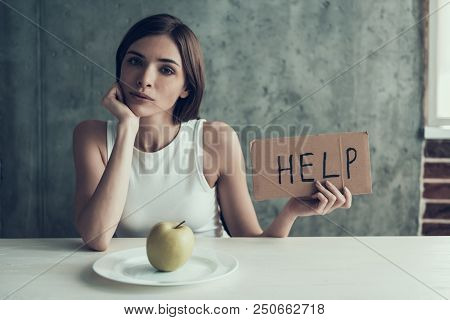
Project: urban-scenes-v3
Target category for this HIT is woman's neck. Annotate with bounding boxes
[134,115,181,153]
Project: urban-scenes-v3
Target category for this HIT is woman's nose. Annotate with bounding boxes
[136,66,156,88]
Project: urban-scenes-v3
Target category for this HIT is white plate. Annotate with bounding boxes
[93,247,238,286]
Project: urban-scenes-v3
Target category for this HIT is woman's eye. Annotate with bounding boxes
[161,67,175,75]
[127,57,142,66]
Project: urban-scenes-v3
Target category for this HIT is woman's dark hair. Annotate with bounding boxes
[116,14,205,124]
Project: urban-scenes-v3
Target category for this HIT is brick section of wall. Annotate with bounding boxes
[422,223,450,236]
[423,183,450,199]
[424,140,450,158]
[424,163,450,178]
[423,203,450,219]
[421,140,450,236]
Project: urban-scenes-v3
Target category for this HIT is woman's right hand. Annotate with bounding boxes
[101,82,140,132]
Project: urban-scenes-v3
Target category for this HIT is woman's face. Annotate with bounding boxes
[120,34,189,119]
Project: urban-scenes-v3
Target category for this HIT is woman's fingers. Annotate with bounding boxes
[102,83,118,105]
[311,192,328,214]
[101,83,140,127]
[315,181,336,213]
[324,180,347,210]
[116,83,125,103]
[313,181,352,215]
[342,186,352,208]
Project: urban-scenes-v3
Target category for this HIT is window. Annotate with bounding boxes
[425,0,450,138]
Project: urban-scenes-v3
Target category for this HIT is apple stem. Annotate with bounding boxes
[175,220,186,229]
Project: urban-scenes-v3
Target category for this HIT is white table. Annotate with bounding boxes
[1,237,449,300]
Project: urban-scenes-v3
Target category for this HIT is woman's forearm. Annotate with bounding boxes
[76,123,136,250]
[258,206,298,238]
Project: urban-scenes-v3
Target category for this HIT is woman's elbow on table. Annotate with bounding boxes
[83,237,110,252]
[75,219,111,251]
[74,228,111,252]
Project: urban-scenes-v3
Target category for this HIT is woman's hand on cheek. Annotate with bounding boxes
[101,82,140,131]
[286,180,352,217]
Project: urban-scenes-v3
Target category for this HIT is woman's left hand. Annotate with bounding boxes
[285,180,352,217]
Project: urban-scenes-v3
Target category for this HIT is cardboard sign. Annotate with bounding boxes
[250,131,372,201]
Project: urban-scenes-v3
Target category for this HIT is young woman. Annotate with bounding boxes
[73,14,352,251]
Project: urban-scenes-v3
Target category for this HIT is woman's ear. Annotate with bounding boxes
[180,89,189,99]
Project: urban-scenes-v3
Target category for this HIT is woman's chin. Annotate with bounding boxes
[129,105,162,118]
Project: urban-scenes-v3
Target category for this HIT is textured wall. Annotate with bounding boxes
[0,0,425,237]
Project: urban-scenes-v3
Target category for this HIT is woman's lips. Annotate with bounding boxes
[130,92,155,101]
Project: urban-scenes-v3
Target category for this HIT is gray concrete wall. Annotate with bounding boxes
[0,0,425,237]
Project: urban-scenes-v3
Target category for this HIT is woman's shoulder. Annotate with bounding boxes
[202,120,240,152]
[201,120,243,182]
[73,119,108,166]
[202,120,236,137]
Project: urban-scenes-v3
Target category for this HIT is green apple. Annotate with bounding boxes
[146,220,195,272]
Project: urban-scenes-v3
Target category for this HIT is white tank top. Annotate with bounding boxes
[106,118,230,238]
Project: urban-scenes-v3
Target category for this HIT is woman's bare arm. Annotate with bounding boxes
[73,120,137,251]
